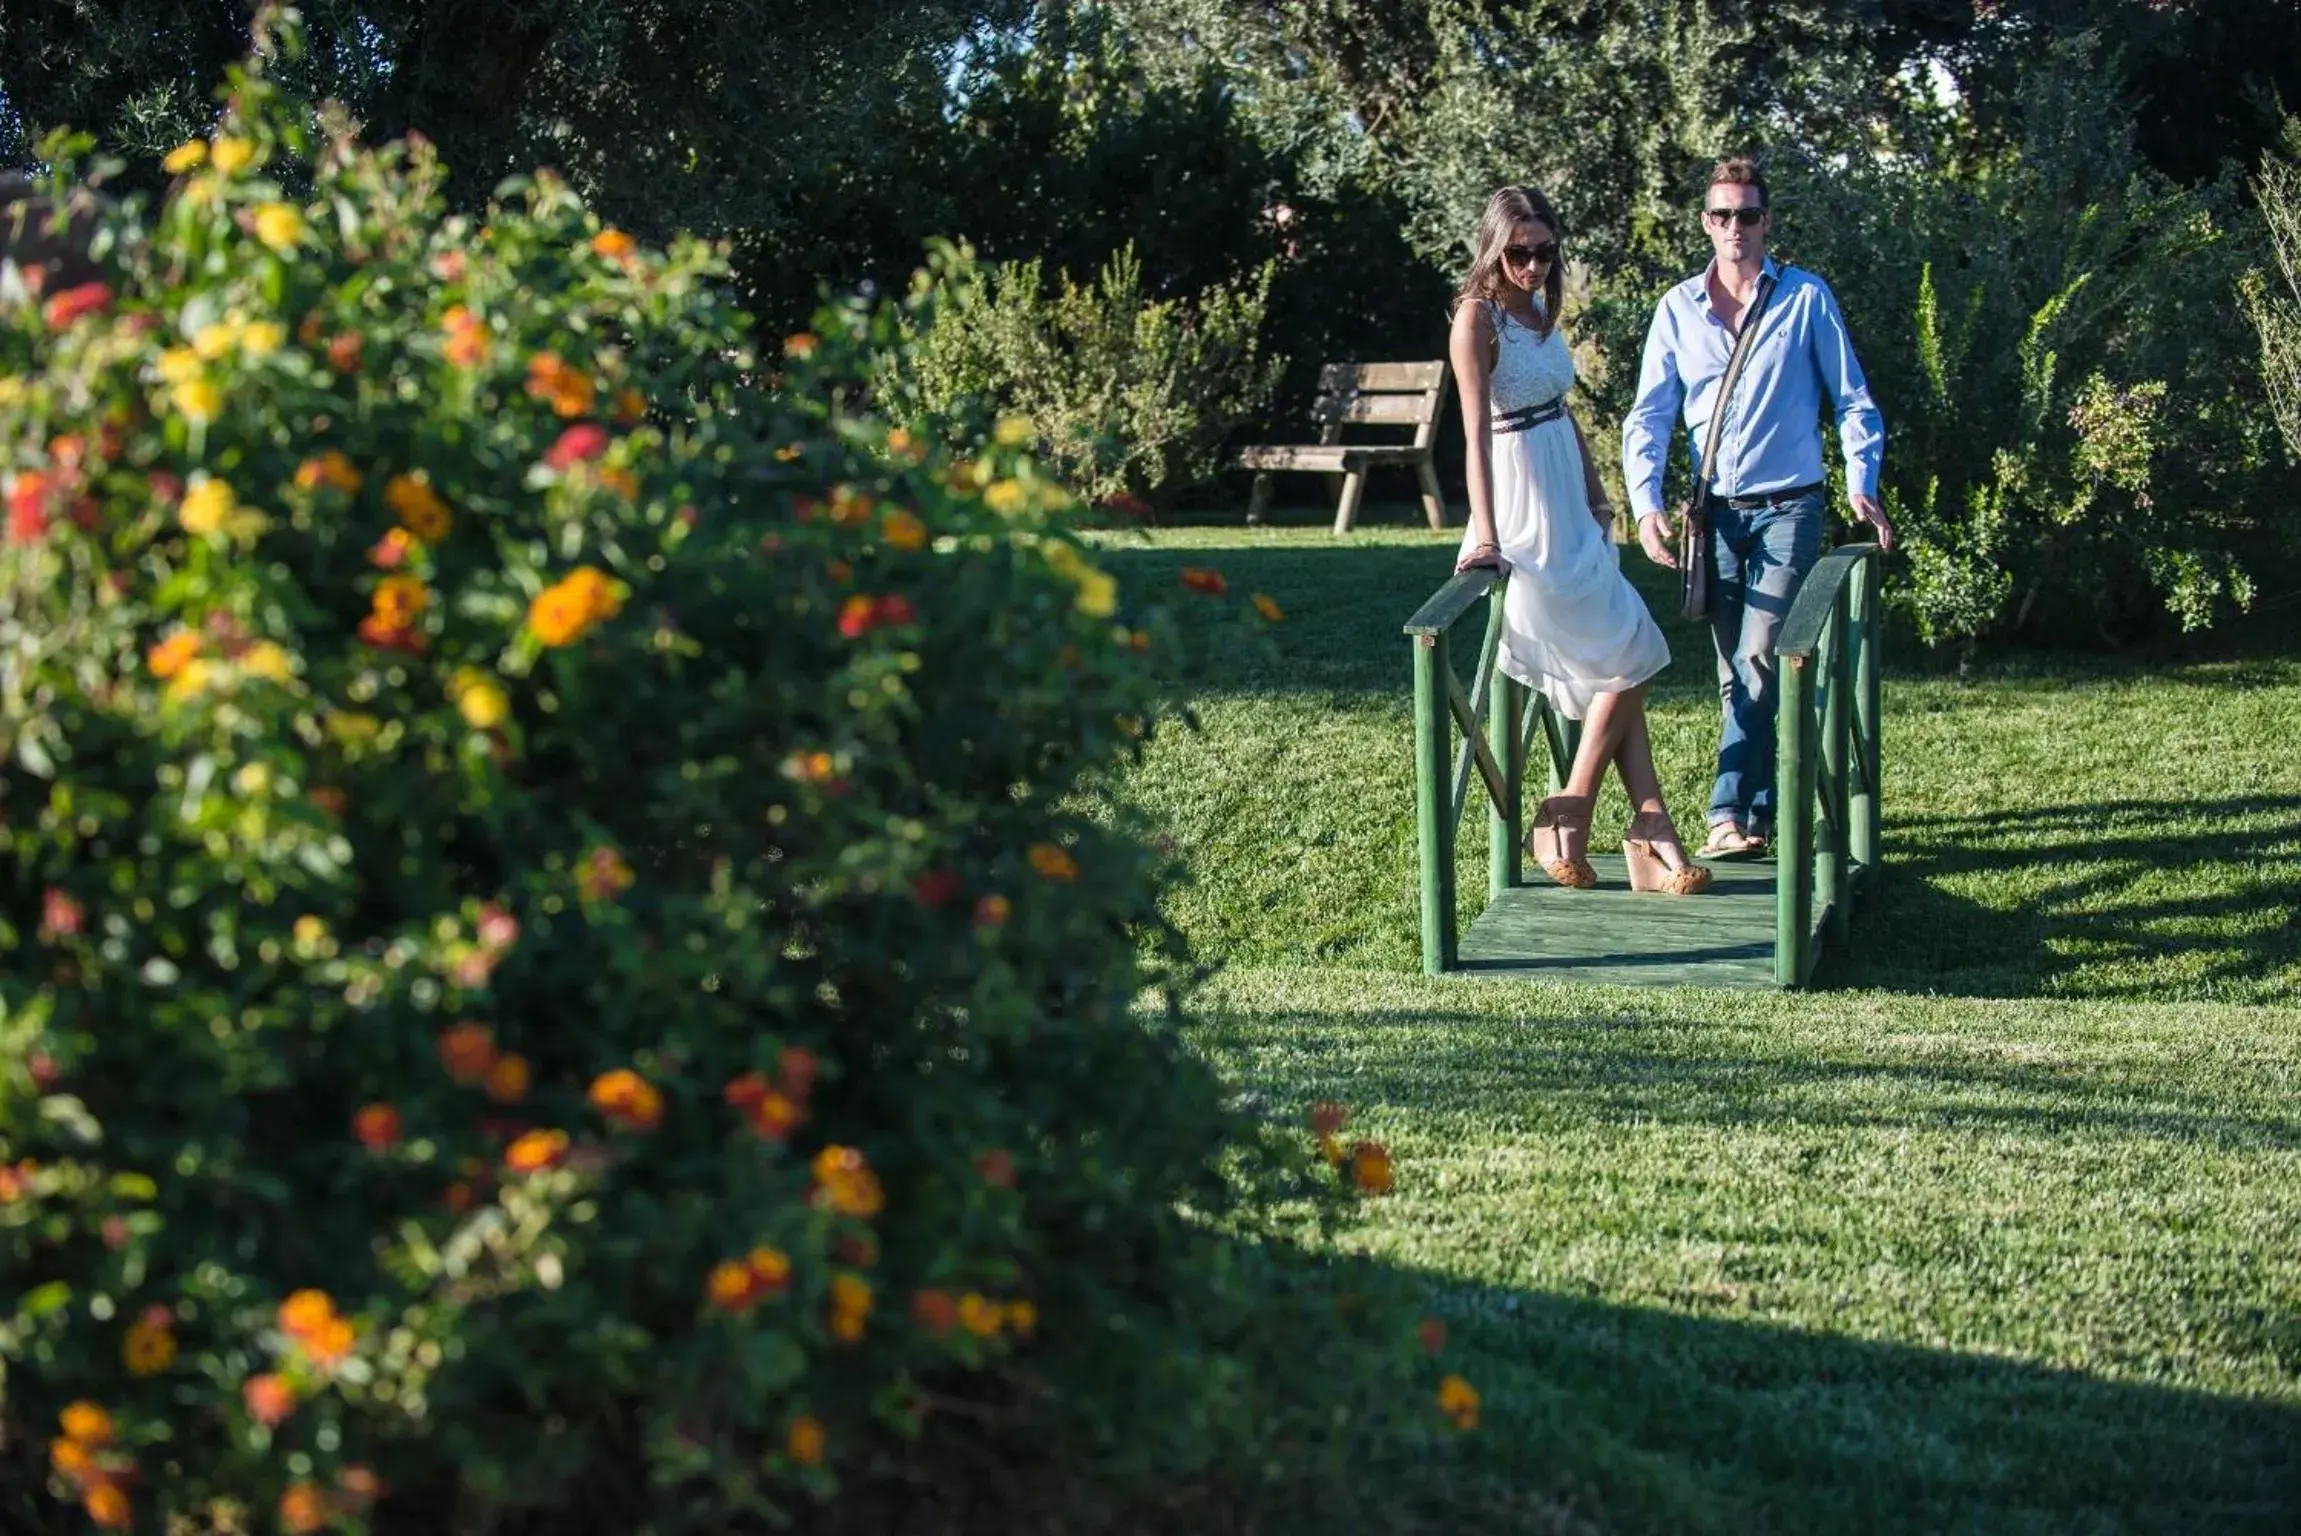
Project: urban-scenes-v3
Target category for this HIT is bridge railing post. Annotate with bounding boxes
[1774,651,1815,987]
[1413,629,1457,974]
[1820,588,1850,948]
[1849,553,1881,898]
[1489,614,1525,903]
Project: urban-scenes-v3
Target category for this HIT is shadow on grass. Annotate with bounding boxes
[1419,1268,2301,1536]
[1829,793,2301,1001]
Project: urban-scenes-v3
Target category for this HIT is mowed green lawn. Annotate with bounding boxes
[1098,513,2301,1534]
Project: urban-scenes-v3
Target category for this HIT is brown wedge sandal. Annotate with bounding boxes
[1624,811,1712,895]
[1526,795,1598,889]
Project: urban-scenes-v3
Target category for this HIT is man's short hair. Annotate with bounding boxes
[1707,157,1769,208]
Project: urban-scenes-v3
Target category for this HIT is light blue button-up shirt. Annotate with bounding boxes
[1621,258,1885,517]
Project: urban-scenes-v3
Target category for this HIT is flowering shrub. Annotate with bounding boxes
[0,31,1452,1535]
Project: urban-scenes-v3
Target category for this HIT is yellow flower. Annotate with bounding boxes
[1437,1373,1481,1431]
[983,478,1028,516]
[209,136,255,174]
[123,1314,176,1375]
[179,477,235,536]
[385,472,453,541]
[192,322,238,360]
[958,1292,1002,1338]
[156,347,203,384]
[172,377,223,423]
[787,1414,826,1465]
[147,630,201,680]
[241,641,294,685]
[1005,1299,1037,1337]
[167,658,217,703]
[293,915,328,948]
[1252,592,1286,623]
[993,413,1034,447]
[831,1272,872,1319]
[1075,570,1118,619]
[163,140,207,173]
[1027,842,1078,882]
[448,666,509,730]
[239,319,286,357]
[881,509,928,552]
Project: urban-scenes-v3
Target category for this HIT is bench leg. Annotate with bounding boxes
[1331,469,1367,535]
[1245,472,1272,525]
[1414,459,1446,530]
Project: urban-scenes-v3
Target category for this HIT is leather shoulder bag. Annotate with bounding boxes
[1678,271,1777,622]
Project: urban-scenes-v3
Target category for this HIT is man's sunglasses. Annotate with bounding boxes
[1704,206,1766,228]
[1503,240,1559,266]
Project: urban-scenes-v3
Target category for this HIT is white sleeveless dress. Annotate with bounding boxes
[1459,301,1669,720]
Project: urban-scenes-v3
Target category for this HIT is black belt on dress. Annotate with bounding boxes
[1492,399,1566,434]
[1716,480,1826,511]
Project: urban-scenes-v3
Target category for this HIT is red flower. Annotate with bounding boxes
[1180,567,1228,596]
[975,1150,1017,1188]
[40,282,112,330]
[357,614,426,654]
[7,472,51,544]
[911,1288,957,1337]
[777,1046,819,1101]
[543,424,609,470]
[353,1103,403,1153]
[476,903,520,952]
[912,869,961,907]
[38,887,84,941]
[1418,1317,1447,1356]
[877,594,916,626]
[836,594,879,639]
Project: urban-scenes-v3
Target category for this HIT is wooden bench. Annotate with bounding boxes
[1238,360,1450,534]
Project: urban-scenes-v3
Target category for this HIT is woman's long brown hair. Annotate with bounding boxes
[1452,185,1565,336]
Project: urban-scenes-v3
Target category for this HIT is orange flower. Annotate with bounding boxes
[1026,842,1078,882]
[528,566,624,647]
[829,1272,872,1342]
[1005,1298,1037,1337]
[294,450,363,495]
[810,1146,884,1219]
[707,1259,763,1313]
[1309,1100,1349,1135]
[783,331,819,359]
[1349,1140,1394,1195]
[1180,566,1228,596]
[1437,1373,1480,1431]
[958,1291,1002,1338]
[442,305,489,368]
[147,629,201,680]
[881,508,928,551]
[747,1245,792,1294]
[385,471,452,541]
[353,1102,402,1152]
[787,1414,826,1465]
[578,845,635,901]
[50,1435,95,1481]
[484,1052,530,1105]
[524,351,596,417]
[304,1315,357,1367]
[60,1402,113,1445]
[280,1481,329,1534]
[974,894,1011,928]
[503,1128,570,1175]
[590,228,637,262]
[368,527,419,569]
[83,1484,132,1530]
[327,331,364,372]
[726,1072,804,1140]
[588,1067,664,1130]
[278,1289,338,1341]
[244,1372,297,1426]
[1252,591,1286,623]
[613,387,647,426]
[371,573,430,631]
[1418,1317,1447,1356]
[438,1022,498,1083]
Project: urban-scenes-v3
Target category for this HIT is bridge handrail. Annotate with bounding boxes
[1775,543,1880,660]
[1402,567,1501,636]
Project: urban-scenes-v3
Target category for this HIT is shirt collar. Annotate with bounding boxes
[1691,256,1781,320]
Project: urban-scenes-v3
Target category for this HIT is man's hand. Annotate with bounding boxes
[1636,512,1679,569]
[1850,493,1895,552]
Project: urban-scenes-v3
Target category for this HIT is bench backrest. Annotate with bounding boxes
[1309,361,1449,451]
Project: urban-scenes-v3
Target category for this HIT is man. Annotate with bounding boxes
[1621,157,1891,860]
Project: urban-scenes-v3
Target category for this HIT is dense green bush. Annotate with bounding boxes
[895,240,1281,510]
[1774,50,2293,646]
[2242,118,2301,463]
[0,32,1454,1535]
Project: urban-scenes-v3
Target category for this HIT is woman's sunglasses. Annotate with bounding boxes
[1703,207,1766,228]
[1502,240,1559,267]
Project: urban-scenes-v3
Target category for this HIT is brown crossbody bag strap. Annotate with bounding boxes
[1678,271,1777,622]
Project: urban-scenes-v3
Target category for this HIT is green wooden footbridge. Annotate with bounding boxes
[1403,544,1883,988]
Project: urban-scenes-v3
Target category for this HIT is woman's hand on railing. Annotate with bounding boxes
[1455,540,1504,574]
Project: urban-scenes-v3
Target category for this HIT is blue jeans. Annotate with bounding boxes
[1708,491,1824,832]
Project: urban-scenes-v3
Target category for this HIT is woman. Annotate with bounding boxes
[1450,185,1707,895]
